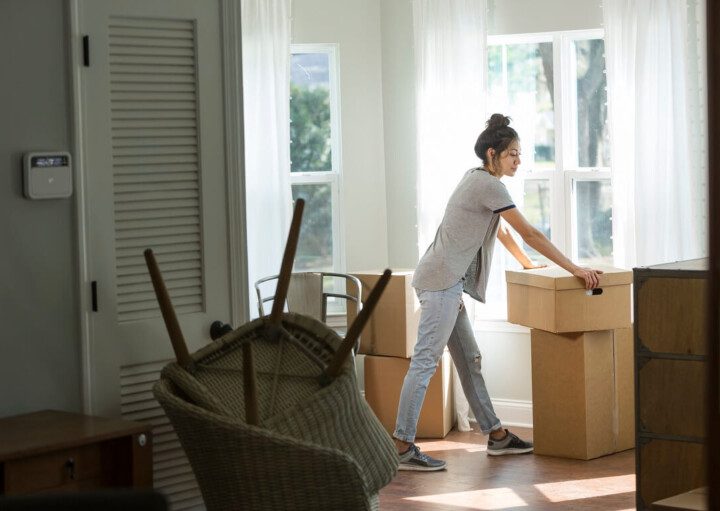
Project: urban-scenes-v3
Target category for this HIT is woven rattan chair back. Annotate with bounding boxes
[154,312,397,510]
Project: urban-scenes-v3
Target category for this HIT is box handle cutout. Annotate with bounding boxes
[585,288,604,296]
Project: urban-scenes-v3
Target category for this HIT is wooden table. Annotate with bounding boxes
[0,410,152,495]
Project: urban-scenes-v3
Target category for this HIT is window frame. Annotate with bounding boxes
[289,43,345,274]
[478,28,611,327]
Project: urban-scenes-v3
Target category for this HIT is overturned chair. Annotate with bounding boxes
[148,199,398,511]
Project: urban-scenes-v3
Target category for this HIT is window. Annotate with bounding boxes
[289,45,347,315]
[480,30,612,322]
[289,44,343,273]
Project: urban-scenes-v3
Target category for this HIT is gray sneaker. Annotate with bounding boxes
[398,444,447,471]
[487,429,534,456]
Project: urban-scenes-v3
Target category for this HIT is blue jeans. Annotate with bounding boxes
[393,280,502,442]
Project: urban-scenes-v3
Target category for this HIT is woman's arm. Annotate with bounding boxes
[500,207,602,289]
[496,220,545,269]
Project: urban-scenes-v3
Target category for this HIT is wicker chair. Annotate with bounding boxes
[147,200,398,510]
[153,313,398,511]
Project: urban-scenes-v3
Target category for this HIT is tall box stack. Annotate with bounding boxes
[348,270,455,438]
[506,266,634,460]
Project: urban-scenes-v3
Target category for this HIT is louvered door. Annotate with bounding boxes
[79,1,231,509]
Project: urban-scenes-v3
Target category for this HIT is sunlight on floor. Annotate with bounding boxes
[533,474,636,502]
[405,487,527,509]
[415,439,487,452]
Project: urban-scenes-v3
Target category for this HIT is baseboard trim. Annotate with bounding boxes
[361,390,532,429]
[490,399,533,429]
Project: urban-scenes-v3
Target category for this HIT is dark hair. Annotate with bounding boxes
[474,114,519,173]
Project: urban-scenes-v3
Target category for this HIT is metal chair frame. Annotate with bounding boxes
[254,271,363,323]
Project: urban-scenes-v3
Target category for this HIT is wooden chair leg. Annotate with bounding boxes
[144,248,193,371]
[320,269,392,385]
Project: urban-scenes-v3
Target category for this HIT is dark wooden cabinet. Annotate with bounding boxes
[0,410,152,495]
[634,258,708,510]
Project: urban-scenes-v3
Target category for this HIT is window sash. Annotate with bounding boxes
[289,43,345,277]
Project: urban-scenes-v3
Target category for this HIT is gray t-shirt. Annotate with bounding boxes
[412,167,516,302]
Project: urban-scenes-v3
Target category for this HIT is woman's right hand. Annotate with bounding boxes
[572,266,603,289]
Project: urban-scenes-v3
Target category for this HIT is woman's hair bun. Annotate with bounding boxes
[486,113,511,129]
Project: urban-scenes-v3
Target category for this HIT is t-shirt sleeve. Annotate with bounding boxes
[484,180,516,214]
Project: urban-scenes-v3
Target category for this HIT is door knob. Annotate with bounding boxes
[210,321,233,340]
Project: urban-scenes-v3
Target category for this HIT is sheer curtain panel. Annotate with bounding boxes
[413,0,488,254]
[603,0,708,268]
[241,0,293,316]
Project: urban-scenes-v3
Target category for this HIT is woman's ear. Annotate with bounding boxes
[486,148,495,161]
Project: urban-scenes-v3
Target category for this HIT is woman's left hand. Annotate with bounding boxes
[523,261,547,270]
[572,266,604,289]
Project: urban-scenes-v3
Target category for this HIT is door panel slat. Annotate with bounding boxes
[109,16,204,323]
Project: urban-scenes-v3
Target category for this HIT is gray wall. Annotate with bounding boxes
[0,0,82,417]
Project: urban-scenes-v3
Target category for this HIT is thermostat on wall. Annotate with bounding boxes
[23,151,73,199]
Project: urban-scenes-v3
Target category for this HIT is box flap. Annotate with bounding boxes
[506,265,632,290]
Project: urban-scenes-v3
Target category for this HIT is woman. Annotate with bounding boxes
[394,114,602,471]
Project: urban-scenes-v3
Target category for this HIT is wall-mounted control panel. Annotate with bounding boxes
[23,151,73,199]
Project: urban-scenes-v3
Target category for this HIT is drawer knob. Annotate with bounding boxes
[138,433,147,447]
[65,457,76,480]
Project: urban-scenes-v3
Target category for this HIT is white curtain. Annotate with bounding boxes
[413,0,488,432]
[241,0,293,316]
[603,0,708,268]
[413,0,488,255]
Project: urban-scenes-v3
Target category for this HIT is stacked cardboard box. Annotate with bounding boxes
[348,271,455,438]
[506,266,634,460]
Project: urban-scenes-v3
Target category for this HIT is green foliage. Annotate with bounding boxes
[290,84,332,172]
[289,84,334,270]
[292,184,333,271]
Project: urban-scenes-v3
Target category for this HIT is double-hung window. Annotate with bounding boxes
[289,44,343,273]
[479,29,612,322]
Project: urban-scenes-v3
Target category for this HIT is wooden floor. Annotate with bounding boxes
[379,426,636,510]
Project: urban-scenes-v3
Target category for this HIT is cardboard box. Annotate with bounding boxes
[364,352,454,439]
[531,327,634,460]
[653,487,708,511]
[506,265,632,333]
[347,270,420,358]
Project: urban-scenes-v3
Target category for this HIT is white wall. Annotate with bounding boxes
[292,0,389,272]
[488,0,603,35]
